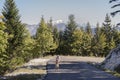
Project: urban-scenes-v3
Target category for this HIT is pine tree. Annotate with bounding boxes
[56,31,64,55]
[101,14,115,55]
[112,29,120,45]
[85,22,92,35]
[92,24,107,57]
[63,14,77,55]
[81,32,92,56]
[96,33,106,57]
[102,14,112,41]
[47,17,53,32]
[83,22,93,56]
[21,28,35,61]
[47,18,59,54]
[2,0,30,69]
[109,37,116,50]
[94,23,101,40]
[53,27,59,48]
[35,17,54,57]
[72,29,84,55]
[0,16,9,75]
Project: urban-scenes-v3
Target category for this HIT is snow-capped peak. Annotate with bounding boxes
[52,20,63,25]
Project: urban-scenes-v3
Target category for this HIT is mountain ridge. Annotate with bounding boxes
[25,22,120,36]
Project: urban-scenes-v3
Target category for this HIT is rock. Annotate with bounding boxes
[101,44,120,72]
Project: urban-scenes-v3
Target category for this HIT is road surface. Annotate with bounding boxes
[43,56,120,80]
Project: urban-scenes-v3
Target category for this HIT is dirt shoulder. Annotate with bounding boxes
[60,56,105,63]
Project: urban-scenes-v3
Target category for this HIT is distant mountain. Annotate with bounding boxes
[25,20,66,36]
[25,24,39,36]
[53,20,66,31]
[25,21,120,36]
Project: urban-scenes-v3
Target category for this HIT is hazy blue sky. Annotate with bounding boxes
[0,0,119,25]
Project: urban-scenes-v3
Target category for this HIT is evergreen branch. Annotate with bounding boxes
[111,10,120,16]
[109,0,119,3]
[116,23,120,26]
[111,3,120,8]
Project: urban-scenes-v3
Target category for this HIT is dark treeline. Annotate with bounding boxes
[1,0,120,75]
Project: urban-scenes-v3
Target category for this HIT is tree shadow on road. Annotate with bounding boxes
[44,61,120,80]
[3,74,44,80]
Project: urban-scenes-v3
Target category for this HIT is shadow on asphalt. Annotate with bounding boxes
[44,61,120,80]
[1,74,43,80]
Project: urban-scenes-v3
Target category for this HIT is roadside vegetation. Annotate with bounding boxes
[88,61,120,78]
[2,57,51,80]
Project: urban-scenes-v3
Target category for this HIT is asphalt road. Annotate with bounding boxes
[43,56,120,80]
